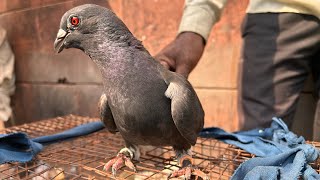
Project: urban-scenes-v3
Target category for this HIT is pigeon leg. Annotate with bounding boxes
[168,153,209,180]
[103,148,137,176]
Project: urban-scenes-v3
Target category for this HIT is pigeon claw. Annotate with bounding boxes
[123,154,137,172]
[167,165,209,180]
[192,168,210,180]
[103,153,136,176]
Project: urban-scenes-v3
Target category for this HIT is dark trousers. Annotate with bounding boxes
[239,13,320,140]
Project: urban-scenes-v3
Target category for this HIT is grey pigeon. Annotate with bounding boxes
[54,4,206,179]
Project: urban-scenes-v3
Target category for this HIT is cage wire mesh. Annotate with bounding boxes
[0,115,319,180]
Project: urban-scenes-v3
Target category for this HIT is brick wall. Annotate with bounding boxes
[0,0,246,132]
[1,0,313,136]
[0,0,110,127]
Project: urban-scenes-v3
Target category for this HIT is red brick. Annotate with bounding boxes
[11,83,102,126]
[121,0,184,55]
[108,0,122,17]
[196,89,239,131]
[0,0,68,14]
[0,0,109,83]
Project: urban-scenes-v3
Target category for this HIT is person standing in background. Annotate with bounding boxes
[0,28,15,130]
[155,0,320,139]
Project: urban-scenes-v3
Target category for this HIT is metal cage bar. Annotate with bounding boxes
[1,115,319,179]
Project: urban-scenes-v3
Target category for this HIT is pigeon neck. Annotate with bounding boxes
[91,44,131,67]
[85,39,146,83]
[83,33,146,65]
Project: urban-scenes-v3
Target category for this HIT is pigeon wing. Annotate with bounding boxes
[160,68,204,145]
[99,94,118,133]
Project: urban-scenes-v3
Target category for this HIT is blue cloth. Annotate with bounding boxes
[0,121,104,164]
[200,117,320,180]
[32,121,105,144]
[0,133,42,163]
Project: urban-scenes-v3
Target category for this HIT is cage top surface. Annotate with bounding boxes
[0,115,319,180]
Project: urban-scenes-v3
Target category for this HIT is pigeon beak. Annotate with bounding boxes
[54,29,68,53]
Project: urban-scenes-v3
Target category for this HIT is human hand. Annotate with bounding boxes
[154,32,205,78]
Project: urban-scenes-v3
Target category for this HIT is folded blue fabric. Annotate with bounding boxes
[199,117,320,180]
[0,121,104,164]
[32,121,105,144]
[0,133,42,164]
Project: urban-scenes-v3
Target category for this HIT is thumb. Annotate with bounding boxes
[159,61,170,69]
[175,66,190,78]
[154,54,175,70]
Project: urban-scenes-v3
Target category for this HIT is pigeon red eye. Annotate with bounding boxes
[70,16,79,26]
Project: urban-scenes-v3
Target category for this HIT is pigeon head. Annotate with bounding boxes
[54,4,134,53]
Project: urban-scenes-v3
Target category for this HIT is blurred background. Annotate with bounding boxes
[0,0,315,138]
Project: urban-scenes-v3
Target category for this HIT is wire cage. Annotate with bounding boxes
[0,115,320,180]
